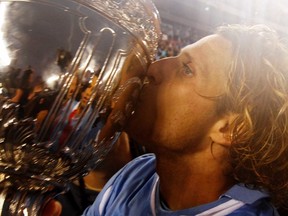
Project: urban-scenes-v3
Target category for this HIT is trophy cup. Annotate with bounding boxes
[0,0,161,214]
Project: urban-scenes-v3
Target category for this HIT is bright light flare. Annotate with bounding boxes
[46,74,59,85]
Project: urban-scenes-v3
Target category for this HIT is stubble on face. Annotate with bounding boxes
[126,35,233,152]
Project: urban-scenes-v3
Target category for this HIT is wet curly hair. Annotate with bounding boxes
[216,24,288,208]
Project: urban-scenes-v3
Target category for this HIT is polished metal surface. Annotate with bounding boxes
[0,0,161,214]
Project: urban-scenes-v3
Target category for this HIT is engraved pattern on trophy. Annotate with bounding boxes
[77,0,160,62]
[0,0,95,188]
[0,0,160,214]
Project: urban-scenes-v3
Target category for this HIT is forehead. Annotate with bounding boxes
[183,34,231,54]
[182,34,232,74]
[83,86,93,94]
[182,34,233,96]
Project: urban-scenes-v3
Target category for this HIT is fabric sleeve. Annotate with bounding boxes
[82,154,155,216]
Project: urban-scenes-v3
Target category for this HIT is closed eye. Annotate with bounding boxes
[183,63,193,76]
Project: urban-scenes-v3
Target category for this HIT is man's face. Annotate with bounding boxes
[126,35,233,152]
[66,76,78,99]
[80,86,93,109]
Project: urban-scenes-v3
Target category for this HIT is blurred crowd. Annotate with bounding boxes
[155,20,204,59]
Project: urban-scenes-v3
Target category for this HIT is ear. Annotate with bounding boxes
[209,114,236,147]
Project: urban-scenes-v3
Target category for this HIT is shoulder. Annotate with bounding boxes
[103,153,156,189]
[117,153,156,175]
[228,200,279,216]
[224,184,270,203]
[223,184,279,216]
[196,184,278,216]
[83,154,157,215]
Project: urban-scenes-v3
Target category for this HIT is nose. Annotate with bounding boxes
[147,57,177,85]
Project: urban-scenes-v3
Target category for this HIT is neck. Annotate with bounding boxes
[155,144,234,210]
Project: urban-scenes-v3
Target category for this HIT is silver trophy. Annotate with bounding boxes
[0,0,160,214]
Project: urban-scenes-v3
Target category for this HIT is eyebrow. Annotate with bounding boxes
[180,48,190,59]
[181,48,206,75]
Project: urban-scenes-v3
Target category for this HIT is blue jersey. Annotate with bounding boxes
[83,154,279,216]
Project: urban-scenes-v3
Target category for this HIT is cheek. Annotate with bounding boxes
[156,88,216,135]
[195,74,227,97]
[157,86,202,118]
[162,98,202,131]
[149,88,193,133]
[126,88,216,150]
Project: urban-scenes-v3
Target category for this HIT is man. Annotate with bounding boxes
[81,24,288,215]
[52,83,94,149]
[46,24,288,215]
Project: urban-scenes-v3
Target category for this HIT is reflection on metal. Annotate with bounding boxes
[0,0,161,214]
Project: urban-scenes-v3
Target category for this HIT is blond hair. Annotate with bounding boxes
[216,24,288,207]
